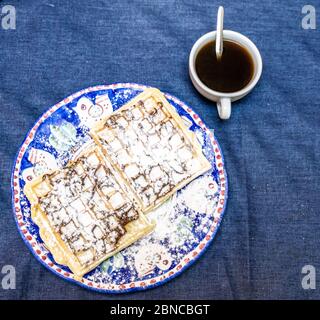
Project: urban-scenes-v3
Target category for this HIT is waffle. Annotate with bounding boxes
[24,87,211,277]
[90,88,212,212]
[24,147,155,277]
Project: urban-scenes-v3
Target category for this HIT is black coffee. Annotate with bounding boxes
[195,40,254,93]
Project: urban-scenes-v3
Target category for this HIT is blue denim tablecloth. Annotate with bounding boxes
[0,0,319,299]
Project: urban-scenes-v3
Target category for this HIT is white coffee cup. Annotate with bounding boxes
[189,30,263,120]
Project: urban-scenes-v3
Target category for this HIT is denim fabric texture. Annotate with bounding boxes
[0,0,319,299]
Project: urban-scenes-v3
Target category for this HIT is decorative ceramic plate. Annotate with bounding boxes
[11,83,228,293]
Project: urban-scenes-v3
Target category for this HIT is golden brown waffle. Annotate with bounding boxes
[24,146,155,277]
[24,88,211,277]
[90,88,212,213]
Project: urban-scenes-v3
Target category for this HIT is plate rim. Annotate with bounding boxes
[11,83,228,294]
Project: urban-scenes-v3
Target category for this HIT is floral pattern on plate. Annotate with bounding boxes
[11,83,228,293]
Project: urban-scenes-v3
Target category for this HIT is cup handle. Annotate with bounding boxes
[217,97,231,120]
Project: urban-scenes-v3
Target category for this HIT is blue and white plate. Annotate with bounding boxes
[11,83,228,293]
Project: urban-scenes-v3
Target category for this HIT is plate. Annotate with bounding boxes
[11,83,228,293]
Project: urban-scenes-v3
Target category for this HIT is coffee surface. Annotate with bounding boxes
[195,40,254,93]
